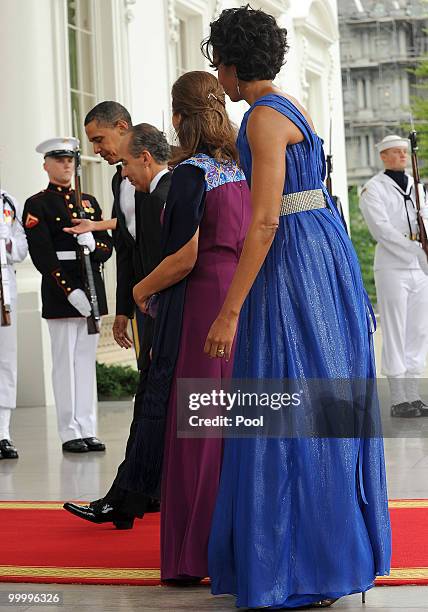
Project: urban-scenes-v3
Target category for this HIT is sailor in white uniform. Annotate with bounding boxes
[0,189,28,458]
[360,134,428,418]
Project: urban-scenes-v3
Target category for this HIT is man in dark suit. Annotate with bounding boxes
[63,104,172,527]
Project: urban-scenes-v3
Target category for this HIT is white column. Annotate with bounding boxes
[366,77,372,109]
[401,74,410,107]
[0,0,58,407]
[357,78,364,109]
[127,0,171,130]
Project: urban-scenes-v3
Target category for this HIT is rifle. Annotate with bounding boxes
[325,119,348,233]
[72,138,101,335]
[0,190,11,327]
[408,123,428,260]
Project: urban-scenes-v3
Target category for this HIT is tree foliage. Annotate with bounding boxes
[349,186,377,307]
[410,55,428,168]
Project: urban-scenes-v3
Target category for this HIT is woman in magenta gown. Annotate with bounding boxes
[125,70,251,581]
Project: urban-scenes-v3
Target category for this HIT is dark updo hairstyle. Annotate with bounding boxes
[171,70,238,165]
[201,4,289,82]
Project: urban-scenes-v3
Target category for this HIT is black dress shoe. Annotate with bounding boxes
[391,402,421,418]
[63,501,134,529]
[83,437,106,451]
[0,439,19,459]
[411,400,428,416]
[62,439,89,453]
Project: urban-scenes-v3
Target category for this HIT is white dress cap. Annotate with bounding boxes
[36,137,80,157]
[375,134,409,153]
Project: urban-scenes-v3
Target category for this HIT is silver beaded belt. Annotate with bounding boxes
[279,188,326,216]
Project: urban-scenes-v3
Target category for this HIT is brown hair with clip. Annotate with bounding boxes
[171,70,238,165]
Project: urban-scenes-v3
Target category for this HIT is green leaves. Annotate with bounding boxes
[349,186,377,307]
[96,361,139,400]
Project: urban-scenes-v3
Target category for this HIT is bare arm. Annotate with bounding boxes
[133,230,199,309]
[204,105,297,359]
[63,218,117,234]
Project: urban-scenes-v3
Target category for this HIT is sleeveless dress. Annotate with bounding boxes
[208,95,391,608]
[161,154,251,580]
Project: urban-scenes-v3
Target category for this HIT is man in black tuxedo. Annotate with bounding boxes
[63,103,172,528]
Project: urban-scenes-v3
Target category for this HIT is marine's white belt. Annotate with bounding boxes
[56,251,77,261]
[280,189,326,216]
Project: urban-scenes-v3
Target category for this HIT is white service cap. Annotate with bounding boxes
[35,137,80,157]
[375,134,409,153]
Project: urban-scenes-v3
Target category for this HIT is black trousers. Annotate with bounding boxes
[102,317,154,517]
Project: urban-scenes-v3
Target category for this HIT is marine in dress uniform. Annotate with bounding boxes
[23,138,113,451]
[360,134,428,418]
[0,189,28,458]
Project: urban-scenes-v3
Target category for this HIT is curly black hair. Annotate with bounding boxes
[201,4,289,82]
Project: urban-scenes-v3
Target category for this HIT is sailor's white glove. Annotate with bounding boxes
[0,223,11,242]
[410,241,428,275]
[77,232,96,252]
[67,288,92,317]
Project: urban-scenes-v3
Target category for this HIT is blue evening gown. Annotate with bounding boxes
[208,95,391,609]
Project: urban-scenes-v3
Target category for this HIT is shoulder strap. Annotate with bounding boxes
[251,94,316,147]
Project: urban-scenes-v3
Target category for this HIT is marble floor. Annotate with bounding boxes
[1,396,428,611]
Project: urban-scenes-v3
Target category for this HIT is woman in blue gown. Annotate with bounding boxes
[202,6,391,609]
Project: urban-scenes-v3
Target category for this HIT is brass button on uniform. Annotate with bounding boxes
[68,204,73,209]
[56,217,61,221]
[65,195,70,200]
[72,212,77,218]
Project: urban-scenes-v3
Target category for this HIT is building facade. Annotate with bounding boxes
[339,0,428,186]
[0,0,346,406]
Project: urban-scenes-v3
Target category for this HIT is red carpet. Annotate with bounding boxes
[0,500,427,585]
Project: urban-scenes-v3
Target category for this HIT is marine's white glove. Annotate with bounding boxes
[0,223,11,242]
[77,232,96,252]
[418,207,428,220]
[67,288,92,317]
[410,241,428,275]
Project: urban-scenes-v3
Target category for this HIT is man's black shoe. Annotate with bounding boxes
[0,439,19,459]
[63,502,134,529]
[411,400,428,416]
[390,402,421,418]
[83,437,106,451]
[62,439,89,453]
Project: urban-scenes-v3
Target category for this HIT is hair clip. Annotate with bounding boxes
[208,92,219,102]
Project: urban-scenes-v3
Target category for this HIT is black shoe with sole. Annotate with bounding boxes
[0,439,19,459]
[83,437,106,451]
[62,439,89,453]
[411,400,428,416]
[390,402,421,418]
[63,501,134,529]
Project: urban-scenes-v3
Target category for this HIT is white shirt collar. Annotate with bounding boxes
[149,168,169,194]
